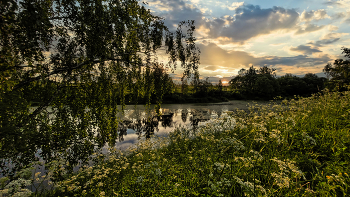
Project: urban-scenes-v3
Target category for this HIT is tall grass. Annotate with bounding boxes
[3,89,349,196]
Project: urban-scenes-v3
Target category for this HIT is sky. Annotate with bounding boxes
[143,0,350,84]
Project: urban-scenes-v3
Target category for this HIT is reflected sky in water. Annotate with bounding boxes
[113,100,267,150]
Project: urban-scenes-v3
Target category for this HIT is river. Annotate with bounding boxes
[113,100,270,150]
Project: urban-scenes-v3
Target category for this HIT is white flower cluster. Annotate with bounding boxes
[136,176,144,185]
[0,178,32,197]
[213,162,226,171]
[145,161,158,168]
[233,176,266,196]
[207,178,231,194]
[271,158,303,178]
[270,158,304,188]
[218,137,245,152]
[302,132,316,145]
[199,114,236,134]
[155,168,162,177]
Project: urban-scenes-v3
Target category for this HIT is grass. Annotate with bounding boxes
[2,89,350,196]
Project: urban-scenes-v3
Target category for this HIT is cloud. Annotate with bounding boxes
[309,38,341,47]
[205,5,299,42]
[290,45,322,55]
[197,42,259,67]
[295,23,325,34]
[204,65,219,71]
[145,0,205,31]
[227,2,244,11]
[300,9,330,22]
[259,55,331,67]
[148,2,326,42]
[323,1,342,6]
[332,12,346,19]
[198,42,331,69]
[321,32,349,39]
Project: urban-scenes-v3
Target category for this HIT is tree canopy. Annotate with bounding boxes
[229,66,279,99]
[0,0,200,177]
[323,47,350,91]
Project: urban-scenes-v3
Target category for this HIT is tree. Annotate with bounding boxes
[323,47,350,91]
[192,77,212,97]
[278,74,307,96]
[229,66,279,98]
[216,79,223,96]
[0,0,200,178]
[302,73,326,94]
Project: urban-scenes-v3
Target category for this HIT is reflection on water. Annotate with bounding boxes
[113,100,265,150]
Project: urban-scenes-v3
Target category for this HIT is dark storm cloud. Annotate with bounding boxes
[206,5,299,42]
[290,45,322,55]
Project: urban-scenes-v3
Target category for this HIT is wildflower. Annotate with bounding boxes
[218,137,245,152]
[254,132,265,143]
[214,162,226,171]
[249,150,263,161]
[155,168,162,177]
[136,176,144,185]
[302,132,316,145]
[233,176,255,193]
[271,172,290,188]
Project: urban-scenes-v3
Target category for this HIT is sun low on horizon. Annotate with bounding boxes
[145,0,350,84]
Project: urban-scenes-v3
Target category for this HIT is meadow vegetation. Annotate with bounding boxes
[3,88,347,196]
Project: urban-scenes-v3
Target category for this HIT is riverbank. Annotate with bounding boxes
[3,90,350,196]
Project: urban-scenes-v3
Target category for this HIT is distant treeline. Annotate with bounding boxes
[28,47,350,104]
[228,66,327,100]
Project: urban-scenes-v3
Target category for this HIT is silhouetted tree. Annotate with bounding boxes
[302,73,326,94]
[278,74,308,96]
[323,47,350,91]
[229,66,279,99]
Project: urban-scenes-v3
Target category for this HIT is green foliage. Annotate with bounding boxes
[324,47,350,91]
[229,66,327,99]
[47,89,350,196]
[0,0,200,179]
[230,66,280,99]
